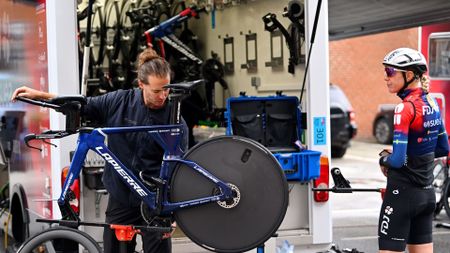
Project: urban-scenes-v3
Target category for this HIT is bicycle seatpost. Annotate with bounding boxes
[166,80,204,124]
[169,93,184,125]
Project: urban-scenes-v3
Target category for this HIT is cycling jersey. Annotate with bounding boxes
[379,88,449,186]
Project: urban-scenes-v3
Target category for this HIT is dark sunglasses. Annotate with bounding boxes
[384,67,407,77]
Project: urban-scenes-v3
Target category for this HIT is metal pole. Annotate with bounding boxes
[312,188,383,193]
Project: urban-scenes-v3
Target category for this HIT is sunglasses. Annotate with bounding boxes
[384,67,407,77]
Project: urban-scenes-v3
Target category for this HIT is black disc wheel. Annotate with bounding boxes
[170,136,289,252]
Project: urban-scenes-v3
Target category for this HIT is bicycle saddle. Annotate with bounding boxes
[164,79,203,92]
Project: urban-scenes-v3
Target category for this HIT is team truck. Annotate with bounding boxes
[421,22,450,135]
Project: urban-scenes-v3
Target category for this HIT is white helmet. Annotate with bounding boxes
[382,48,427,75]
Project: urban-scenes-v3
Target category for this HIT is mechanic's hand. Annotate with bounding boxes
[162,222,176,240]
[380,165,388,177]
[10,86,54,102]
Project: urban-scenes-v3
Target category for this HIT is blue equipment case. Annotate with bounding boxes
[225,94,320,181]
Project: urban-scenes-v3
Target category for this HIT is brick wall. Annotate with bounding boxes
[329,28,419,141]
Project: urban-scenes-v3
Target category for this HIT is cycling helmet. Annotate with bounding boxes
[382,47,428,76]
[383,48,428,95]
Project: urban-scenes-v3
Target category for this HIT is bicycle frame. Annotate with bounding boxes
[59,123,233,217]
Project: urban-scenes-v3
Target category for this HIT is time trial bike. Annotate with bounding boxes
[15,80,289,253]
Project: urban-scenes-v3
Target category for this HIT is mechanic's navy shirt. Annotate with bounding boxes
[380,88,449,186]
[83,88,188,207]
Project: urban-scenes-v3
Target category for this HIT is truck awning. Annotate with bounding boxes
[329,0,450,40]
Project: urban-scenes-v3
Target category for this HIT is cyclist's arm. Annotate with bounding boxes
[10,86,56,101]
[82,92,119,125]
[434,125,449,158]
[379,102,414,169]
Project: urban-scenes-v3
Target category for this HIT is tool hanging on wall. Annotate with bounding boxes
[223,36,234,74]
[264,30,284,69]
[240,32,258,72]
[262,0,305,74]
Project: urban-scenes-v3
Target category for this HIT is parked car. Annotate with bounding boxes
[372,104,396,144]
[330,84,357,158]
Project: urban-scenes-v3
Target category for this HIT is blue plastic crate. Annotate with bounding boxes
[225,94,321,182]
[273,150,321,181]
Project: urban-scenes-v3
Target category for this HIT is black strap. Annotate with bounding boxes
[400,72,416,94]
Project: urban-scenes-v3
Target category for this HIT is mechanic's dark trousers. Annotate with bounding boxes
[103,195,171,253]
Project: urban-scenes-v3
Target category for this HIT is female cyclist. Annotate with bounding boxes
[378,47,449,253]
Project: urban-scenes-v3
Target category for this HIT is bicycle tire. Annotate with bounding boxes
[432,159,448,216]
[170,135,289,252]
[17,226,101,253]
[443,178,450,219]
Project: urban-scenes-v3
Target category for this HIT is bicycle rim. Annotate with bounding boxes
[444,179,450,219]
[433,159,447,215]
[170,136,289,252]
[17,226,101,253]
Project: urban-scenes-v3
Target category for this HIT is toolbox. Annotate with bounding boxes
[225,94,320,181]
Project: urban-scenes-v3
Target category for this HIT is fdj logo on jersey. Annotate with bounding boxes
[422,105,439,115]
[95,146,148,197]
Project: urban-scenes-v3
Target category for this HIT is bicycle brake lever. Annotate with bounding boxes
[24,134,42,152]
[42,139,57,148]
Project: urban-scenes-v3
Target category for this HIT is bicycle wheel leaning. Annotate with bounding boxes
[432,158,448,216]
[17,226,102,253]
[170,135,289,253]
[443,178,450,219]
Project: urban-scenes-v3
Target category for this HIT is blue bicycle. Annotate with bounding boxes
[15,80,289,253]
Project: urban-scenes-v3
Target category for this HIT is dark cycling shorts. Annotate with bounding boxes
[378,182,435,251]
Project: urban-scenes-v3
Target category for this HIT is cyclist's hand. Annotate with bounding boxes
[10,86,55,102]
[380,165,388,177]
[162,222,176,239]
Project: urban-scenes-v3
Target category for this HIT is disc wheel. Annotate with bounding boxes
[170,136,288,252]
